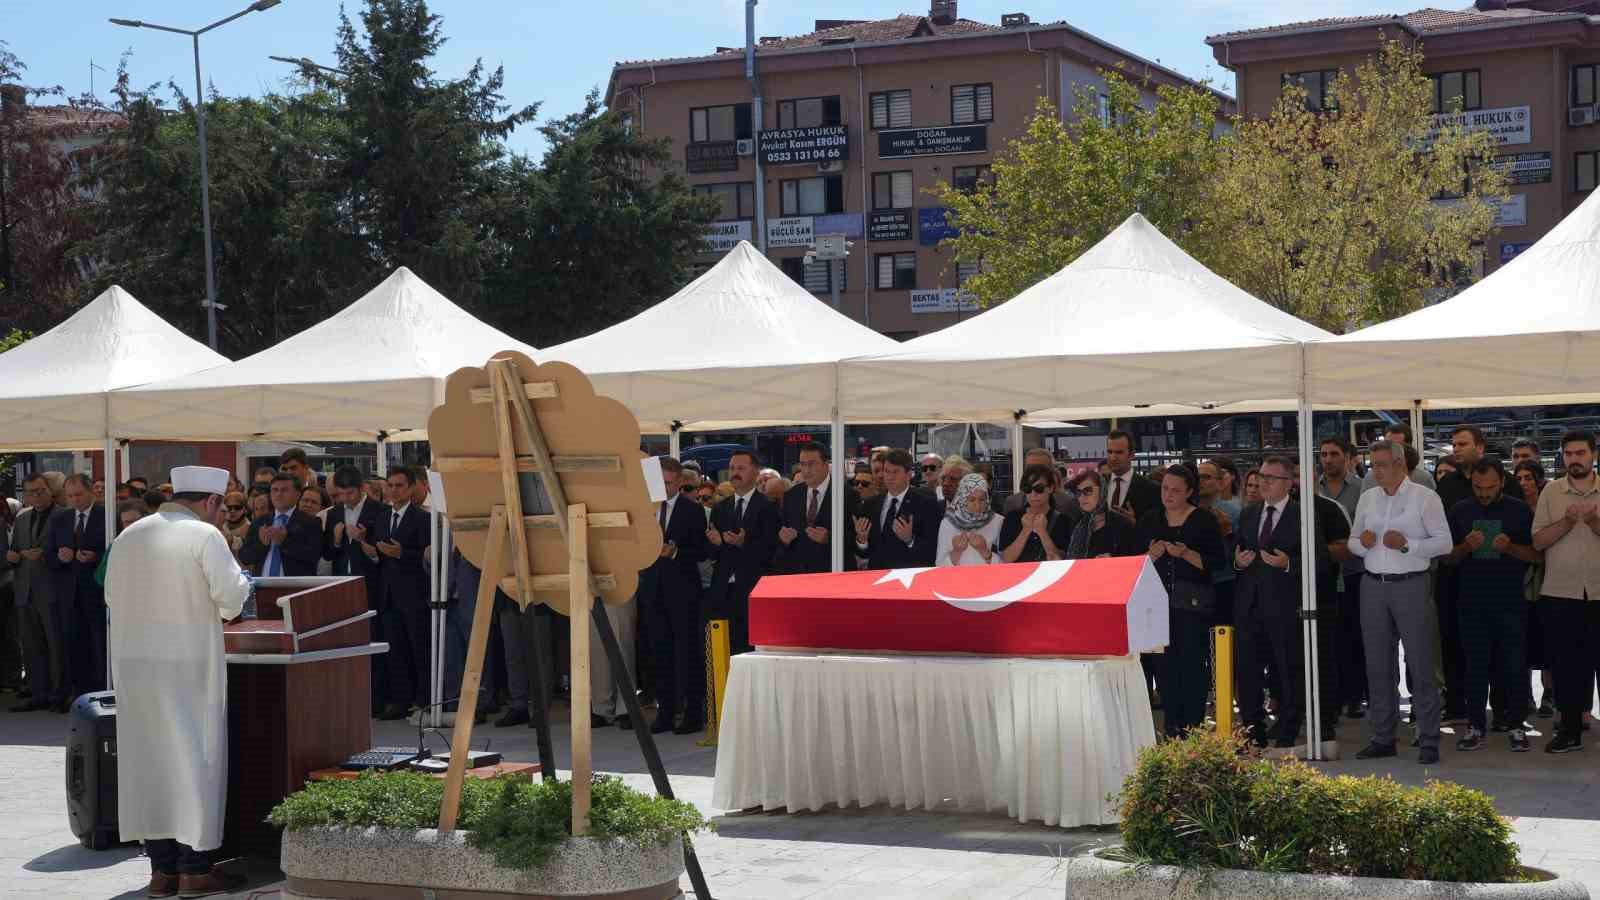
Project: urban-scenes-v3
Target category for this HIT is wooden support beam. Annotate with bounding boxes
[438,507,508,831]
[490,361,538,621]
[433,455,621,475]
[499,573,617,595]
[469,381,558,404]
[452,511,629,532]
[569,503,591,836]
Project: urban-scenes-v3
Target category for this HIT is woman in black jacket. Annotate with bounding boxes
[998,464,1073,563]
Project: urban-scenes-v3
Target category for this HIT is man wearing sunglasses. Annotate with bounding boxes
[919,454,944,492]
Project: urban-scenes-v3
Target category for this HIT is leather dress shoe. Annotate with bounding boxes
[495,708,529,727]
[147,870,178,898]
[649,715,674,734]
[1417,745,1440,765]
[674,718,704,736]
[1355,741,1397,760]
[177,868,246,898]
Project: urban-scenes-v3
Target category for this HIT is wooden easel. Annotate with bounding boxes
[432,357,711,898]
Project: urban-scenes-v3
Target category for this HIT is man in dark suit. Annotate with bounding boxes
[852,448,940,570]
[323,465,390,712]
[1104,429,1160,522]
[6,474,64,711]
[776,441,854,575]
[638,457,707,734]
[706,449,780,659]
[46,473,108,702]
[364,466,431,719]
[1231,455,1305,748]
[239,473,323,577]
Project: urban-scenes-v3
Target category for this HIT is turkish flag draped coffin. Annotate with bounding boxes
[749,557,1170,658]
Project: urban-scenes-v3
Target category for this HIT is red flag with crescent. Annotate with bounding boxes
[749,557,1169,657]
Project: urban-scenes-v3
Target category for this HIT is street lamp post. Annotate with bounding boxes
[110,0,282,351]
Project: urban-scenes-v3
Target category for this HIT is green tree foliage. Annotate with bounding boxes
[932,70,1225,308]
[1201,39,1505,329]
[480,93,718,344]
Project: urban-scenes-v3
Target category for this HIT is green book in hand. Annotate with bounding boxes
[1471,519,1503,560]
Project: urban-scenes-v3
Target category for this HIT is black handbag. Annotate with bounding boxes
[1167,572,1216,613]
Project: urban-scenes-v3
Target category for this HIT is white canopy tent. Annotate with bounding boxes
[839,213,1333,424]
[0,285,228,452]
[108,266,538,441]
[539,240,901,434]
[1306,189,1600,410]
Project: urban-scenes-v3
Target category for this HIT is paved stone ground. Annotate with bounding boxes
[3,689,1598,899]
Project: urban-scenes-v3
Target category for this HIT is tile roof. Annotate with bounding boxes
[1206,5,1579,43]
[615,13,997,66]
[22,105,127,133]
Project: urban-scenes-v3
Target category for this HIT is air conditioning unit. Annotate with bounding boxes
[735,138,755,156]
[817,159,846,174]
[1569,105,1596,127]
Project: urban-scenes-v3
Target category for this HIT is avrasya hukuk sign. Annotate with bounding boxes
[758,126,849,166]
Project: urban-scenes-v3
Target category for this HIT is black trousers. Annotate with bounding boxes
[1436,569,1467,716]
[382,597,430,709]
[1312,596,1340,737]
[714,581,754,656]
[1459,597,1527,732]
[1543,595,1600,739]
[1159,608,1212,738]
[1336,573,1367,707]
[59,588,106,697]
[644,592,704,725]
[1234,591,1303,739]
[146,839,212,876]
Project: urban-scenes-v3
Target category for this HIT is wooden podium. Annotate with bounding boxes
[222,576,386,857]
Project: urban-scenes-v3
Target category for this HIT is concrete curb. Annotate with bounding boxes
[1062,854,1591,899]
[281,826,684,897]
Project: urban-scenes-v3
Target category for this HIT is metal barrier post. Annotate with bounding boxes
[698,619,731,748]
[1213,625,1234,738]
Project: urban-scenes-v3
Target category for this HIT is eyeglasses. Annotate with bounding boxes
[853,479,872,488]
[1024,484,1049,494]
[679,484,696,492]
[922,464,940,471]
[225,505,245,512]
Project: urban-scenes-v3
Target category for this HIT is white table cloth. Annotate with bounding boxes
[711,650,1156,827]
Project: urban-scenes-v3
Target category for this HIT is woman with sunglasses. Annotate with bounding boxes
[937,473,1002,567]
[1064,469,1143,560]
[998,464,1072,563]
[222,491,252,557]
[1139,463,1225,739]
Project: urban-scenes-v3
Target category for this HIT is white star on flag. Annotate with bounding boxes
[874,568,932,589]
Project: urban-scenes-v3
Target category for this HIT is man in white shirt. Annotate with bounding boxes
[1348,439,1454,765]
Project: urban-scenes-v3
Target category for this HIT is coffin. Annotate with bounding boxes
[748,557,1169,657]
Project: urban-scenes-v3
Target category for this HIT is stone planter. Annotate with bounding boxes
[1063,852,1590,900]
[281,826,684,899]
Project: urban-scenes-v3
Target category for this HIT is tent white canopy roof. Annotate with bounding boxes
[109,267,538,441]
[539,241,902,432]
[1306,190,1600,410]
[838,214,1333,423]
[0,285,229,451]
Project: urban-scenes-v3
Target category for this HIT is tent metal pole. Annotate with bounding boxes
[1410,401,1424,448]
[1297,398,1321,761]
[376,436,388,477]
[669,421,681,459]
[104,433,117,692]
[430,506,443,729]
[831,408,845,573]
[1011,412,1025,494]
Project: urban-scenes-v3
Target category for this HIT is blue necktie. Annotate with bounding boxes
[265,512,288,577]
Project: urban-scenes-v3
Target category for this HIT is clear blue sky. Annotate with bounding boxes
[7,0,1399,156]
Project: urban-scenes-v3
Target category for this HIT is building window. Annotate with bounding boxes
[1574,64,1599,107]
[690,103,753,143]
[870,89,912,129]
[872,171,914,210]
[951,83,994,124]
[778,96,842,129]
[1430,70,1481,113]
[1578,151,1598,193]
[1283,70,1339,112]
[1097,93,1111,125]
[875,252,917,290]
[779,175,844,215]
[781,256,845,294]
[691,182,755,220]
[957,258,984,286]
[952,164,993,194]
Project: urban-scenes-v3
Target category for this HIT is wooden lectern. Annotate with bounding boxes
[222,576,386,857]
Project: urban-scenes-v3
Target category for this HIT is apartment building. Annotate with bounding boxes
[1208,0,1600,279]
[607,1,1232,339]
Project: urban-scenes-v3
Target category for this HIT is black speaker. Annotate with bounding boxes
[65,691,120,851]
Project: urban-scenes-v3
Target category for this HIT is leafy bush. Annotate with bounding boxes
[1116,729,1520,883]
[269,772,708,871]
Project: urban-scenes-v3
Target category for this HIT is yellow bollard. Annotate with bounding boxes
[697,619,731,748]
[1213,626,1234,739]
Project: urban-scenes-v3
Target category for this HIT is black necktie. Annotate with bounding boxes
[659,501,668,531]
[74,512,86,545]
[392,510,401,534]
[1111,477,1124,509]
[735,497,745,526]
[1260,504,1276,549]
[806,489,819,526]
[884,496,900,532]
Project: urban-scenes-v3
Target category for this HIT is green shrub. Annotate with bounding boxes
[1116,730,1521,884]
[268,772,709,871]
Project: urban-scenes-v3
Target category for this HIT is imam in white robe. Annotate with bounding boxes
[106,503,249,851]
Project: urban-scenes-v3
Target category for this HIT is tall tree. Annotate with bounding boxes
[1200,39,1505,329]
[932,70,1225,308]
[480,93,718,344]
[327,0,538,305]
